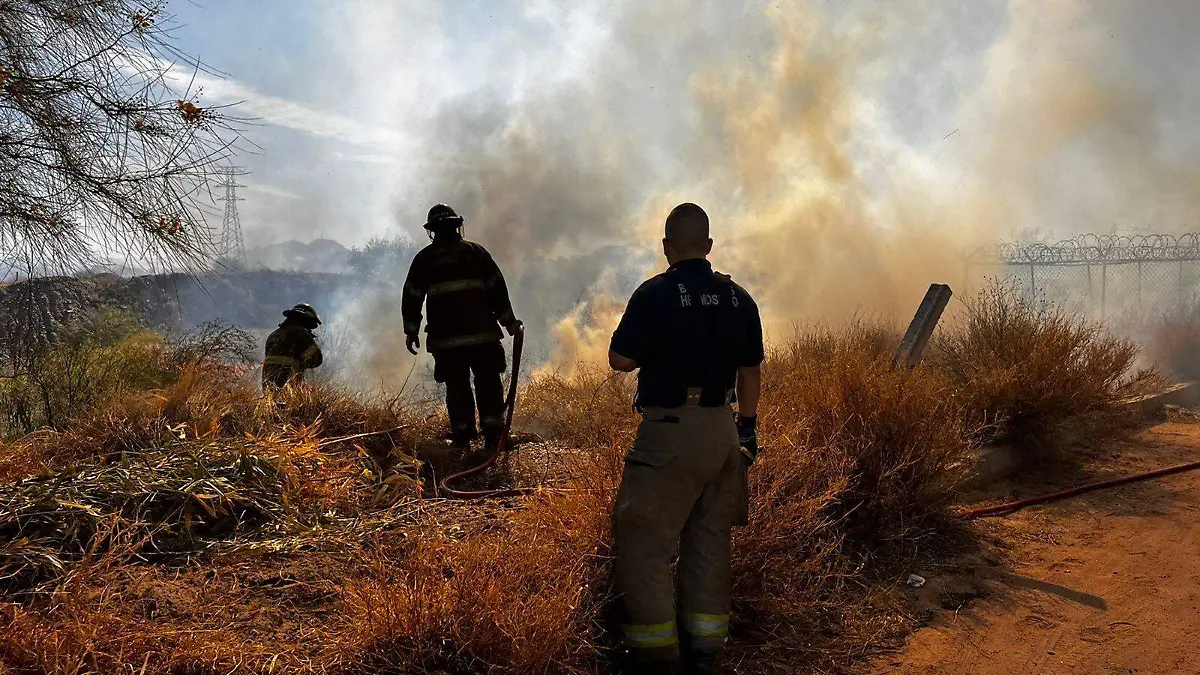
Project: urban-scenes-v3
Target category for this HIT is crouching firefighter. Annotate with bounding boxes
[608,203,764,674]
[263,303,324,388]
[402,204,522,450]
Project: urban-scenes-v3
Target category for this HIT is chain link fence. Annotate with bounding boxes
[968,234,1200,324]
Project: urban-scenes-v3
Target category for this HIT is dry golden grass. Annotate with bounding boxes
[337,488,614,673]
[0,291,1155,673]
[517,364,638,450]
[0,365,435,483]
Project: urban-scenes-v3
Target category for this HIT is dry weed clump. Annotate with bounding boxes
[933,282,1152,447]
[0,450,287,591]
[0,362,439,601]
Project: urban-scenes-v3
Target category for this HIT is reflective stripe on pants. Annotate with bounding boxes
[620,620,678,650]
[684,612,729,638]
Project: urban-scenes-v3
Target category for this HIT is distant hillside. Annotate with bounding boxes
[0,243,652,368]
[0,271,360,348]
[246,238,351,272]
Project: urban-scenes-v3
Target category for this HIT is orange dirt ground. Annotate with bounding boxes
[873,419,1200,675]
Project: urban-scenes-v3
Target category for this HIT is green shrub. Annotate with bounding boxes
[0,310,172,438]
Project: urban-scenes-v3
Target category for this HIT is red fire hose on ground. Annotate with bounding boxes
[957,458,1200,520]
[439,324,529,499]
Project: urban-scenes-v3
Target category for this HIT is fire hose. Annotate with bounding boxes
[956,458,1200,520]
[439,324,530,499]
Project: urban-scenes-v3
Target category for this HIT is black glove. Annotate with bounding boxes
[405,334,420,356]
[736,414,758,465]
[504,319,523,337]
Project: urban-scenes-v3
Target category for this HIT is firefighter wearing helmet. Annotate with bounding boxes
[402,204,522,450]
[262,303,324,388]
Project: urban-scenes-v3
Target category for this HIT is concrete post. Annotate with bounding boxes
[892,283,954,370]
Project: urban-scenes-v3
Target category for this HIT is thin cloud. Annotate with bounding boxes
[162,59,413,150]
[243,182,303,200]
[330,151,482,171]
[330,151,400,165]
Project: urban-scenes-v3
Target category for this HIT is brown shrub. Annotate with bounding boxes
[756,321,971,536]
[933,282,1151,447]
[727,321,974,667]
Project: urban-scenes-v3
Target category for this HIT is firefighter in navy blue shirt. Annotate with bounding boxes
[608,202,764,674]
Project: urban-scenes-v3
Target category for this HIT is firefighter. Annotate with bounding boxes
[608,203,764,674]
[402,204,522,450]
[262,303,324,388]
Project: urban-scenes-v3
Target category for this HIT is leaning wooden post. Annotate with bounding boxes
[892,283,954,370]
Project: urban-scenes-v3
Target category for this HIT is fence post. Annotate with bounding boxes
[1029,264,1036,299]
[1179,260,1185,315]
[893,284,954,370]
[1086,264,1094,317]
[1101,263,1108,320]
[1137,261,1143,305]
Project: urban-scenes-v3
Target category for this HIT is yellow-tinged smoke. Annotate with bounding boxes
[542,0,1200,372]
[545,2,977,368]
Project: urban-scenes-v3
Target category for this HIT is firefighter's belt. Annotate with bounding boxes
[427,278,486,296]
[264,355,300,368]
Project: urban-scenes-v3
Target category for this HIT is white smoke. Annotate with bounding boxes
[252,0,1200,385]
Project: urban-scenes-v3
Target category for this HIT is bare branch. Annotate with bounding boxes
[0,0,245,279]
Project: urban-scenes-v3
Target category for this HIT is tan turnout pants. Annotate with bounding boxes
[612,403,741,663]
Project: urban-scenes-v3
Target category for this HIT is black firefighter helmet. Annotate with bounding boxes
[282,303,322,327]
[424,203,464,232]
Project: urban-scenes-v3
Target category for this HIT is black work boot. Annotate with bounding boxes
[683,651,719,674]
[482,426,506,453]
[622,660,682,675]
[449,426,477,450]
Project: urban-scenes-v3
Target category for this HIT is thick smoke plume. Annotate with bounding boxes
[319,0,1200,386]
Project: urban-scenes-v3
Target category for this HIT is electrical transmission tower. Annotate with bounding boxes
[216,165,247,266]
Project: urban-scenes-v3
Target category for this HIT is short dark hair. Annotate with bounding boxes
[664,202,710,249]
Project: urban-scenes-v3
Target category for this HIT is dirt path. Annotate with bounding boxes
[875,420,1200,675]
